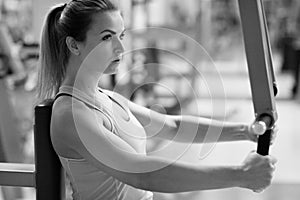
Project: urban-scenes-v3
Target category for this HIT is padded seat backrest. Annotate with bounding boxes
[34,99,65,200]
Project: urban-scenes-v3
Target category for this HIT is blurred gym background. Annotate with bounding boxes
[0,0,299,199]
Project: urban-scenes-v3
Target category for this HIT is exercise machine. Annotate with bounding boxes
[238,0,278,155]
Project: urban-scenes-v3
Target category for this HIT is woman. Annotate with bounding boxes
[37,1,277,199]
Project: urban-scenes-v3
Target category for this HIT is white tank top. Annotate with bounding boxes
[54,86,153,200]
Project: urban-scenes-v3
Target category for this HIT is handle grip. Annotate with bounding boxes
[254,115,273,156]
[257,129,271,156]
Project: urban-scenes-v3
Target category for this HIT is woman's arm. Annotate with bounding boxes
[169,115,249,143]
[51,99,275,193]
[137,151,276,193]
[128,99,251,143]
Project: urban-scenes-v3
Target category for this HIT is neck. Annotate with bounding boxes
[61,58,102,96]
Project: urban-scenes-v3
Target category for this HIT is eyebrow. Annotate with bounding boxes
[100,29,126,35]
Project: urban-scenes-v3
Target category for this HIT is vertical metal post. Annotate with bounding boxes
[238,0,278,155]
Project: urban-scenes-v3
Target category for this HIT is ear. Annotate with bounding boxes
[66,36,80,56]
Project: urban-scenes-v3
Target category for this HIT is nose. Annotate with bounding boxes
[114,38,125,55]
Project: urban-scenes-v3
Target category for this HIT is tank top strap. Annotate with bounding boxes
[55,85,118,134]
[56,85,104,113]
[98,88,130,115]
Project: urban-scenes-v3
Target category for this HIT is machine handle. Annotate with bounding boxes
[254,115,273,155]
[257,129,272,156]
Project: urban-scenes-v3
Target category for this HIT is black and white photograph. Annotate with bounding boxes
[0,0,299,199]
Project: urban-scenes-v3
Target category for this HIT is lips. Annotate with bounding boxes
[112,58,120,63]
[111,55,122,63]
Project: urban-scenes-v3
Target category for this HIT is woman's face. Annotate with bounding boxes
[79,11,125,75]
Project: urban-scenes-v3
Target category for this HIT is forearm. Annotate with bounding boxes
[170,115,248,143]
[137,160,242,192]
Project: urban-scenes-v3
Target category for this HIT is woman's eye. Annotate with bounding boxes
[102,34,112,41]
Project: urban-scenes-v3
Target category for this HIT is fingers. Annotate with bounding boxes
[267,155,278,165]
[272,124,279,133]
[249,149,256,154]
[241,156,277,193]
[248,151,277,163]
[253,189,264,193]
[259,154,277,166]
[270,125,278,145]
[265,156,277,176]
[243,151,277,193]
[250,134,259,142]
[247,121,278,145]
[246,124,259,142]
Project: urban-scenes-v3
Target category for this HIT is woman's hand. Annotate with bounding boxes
[244,123,278,145]
[239,151,277,193]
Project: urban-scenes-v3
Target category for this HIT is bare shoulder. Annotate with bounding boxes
[51,96,103,158]
[52,96,93,120]
[51,96,96,130]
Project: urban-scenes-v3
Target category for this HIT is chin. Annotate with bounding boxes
[106,70,118,75]
[104,63,119,74]
[103,68,118,75]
